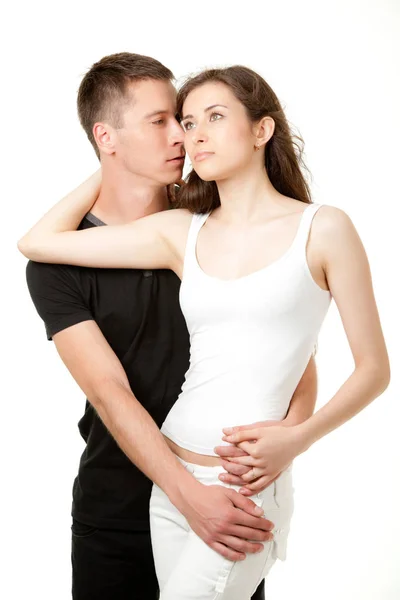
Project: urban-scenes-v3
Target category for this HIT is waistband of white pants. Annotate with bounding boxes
[176,455,226,474]
[176,455,293,478]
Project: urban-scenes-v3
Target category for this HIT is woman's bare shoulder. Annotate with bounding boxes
[135,208,193,250]
[312,205,364,266]
[152,207,193,233]
[131,207,192,230]
[169,207,194,222]
[314,204,355,237]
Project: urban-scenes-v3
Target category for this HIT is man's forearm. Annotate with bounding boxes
[91,380,196,508]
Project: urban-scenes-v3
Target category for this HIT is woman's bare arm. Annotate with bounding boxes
[17,172,190,272]
[222,206,390,487]
[228,207,390,450]
[295,206,390,444]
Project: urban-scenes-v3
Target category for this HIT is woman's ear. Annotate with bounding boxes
[253,116,275,150]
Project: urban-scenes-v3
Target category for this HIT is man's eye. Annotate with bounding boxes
[152,119,165,125]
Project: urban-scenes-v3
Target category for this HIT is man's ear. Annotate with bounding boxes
[93,122,116,156]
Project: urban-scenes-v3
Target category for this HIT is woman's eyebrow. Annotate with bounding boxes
[182,104,228,121]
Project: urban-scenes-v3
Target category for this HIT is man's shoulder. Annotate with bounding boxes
[78,214,101,230]
[26,258,83,279]
[25,259,87,301]
[26,217,93,280]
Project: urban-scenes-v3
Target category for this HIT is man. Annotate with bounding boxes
[25,53,317,599]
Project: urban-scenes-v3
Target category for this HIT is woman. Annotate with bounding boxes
[18,66,390,599]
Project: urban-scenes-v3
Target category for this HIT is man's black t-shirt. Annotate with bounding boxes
[26,213,190,531]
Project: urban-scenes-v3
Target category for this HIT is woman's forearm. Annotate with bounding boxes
[296,358,390,451]
[17,170,177,270]
[283,355,317,426]
[18,171,101,253]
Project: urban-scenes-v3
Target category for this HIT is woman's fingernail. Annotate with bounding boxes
[223,427,233,434]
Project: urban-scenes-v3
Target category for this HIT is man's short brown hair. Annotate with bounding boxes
[77,52,174,158]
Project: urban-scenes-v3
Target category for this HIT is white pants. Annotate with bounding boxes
[149,458,295,600]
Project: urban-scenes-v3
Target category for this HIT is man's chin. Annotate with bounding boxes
[163,172,184,186]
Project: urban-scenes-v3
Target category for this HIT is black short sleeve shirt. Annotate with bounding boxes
[26,214,190,530]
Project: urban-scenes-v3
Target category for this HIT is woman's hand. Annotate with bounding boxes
[214,419,293,493]
[218,423,307,495]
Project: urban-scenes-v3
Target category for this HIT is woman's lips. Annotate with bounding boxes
[194,152,214,162]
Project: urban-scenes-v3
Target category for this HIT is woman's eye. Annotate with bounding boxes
[183,121,195,131]
[210,112,223,122]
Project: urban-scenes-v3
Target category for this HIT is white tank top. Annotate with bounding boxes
[161,203,331,455]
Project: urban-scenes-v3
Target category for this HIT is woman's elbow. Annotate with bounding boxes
[379,362,391,393]
[17,236,32,258]
[370,358,391,395]
[17,236,43,261]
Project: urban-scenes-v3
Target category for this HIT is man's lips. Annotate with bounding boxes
[167,155,185,163]
[194,152,214,162]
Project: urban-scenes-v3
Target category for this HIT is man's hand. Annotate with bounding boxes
[176,479,275,561]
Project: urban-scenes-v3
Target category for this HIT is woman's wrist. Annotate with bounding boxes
[291,419,320,454]
[282,415,304,427]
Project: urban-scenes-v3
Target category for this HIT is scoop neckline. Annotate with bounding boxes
[193,204,314,284]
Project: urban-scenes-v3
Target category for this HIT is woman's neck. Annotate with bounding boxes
[214,167,283,224]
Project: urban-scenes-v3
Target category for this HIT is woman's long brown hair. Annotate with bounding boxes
[176,66,312,213]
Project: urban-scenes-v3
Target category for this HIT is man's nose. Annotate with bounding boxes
[170,120,185,145]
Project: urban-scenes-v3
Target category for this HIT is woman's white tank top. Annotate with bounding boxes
[161,203,331,455]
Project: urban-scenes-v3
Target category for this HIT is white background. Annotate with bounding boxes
[2,1,399,599]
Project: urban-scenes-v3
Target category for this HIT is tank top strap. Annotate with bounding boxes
[292,203,324,254]
[183,212,211,272]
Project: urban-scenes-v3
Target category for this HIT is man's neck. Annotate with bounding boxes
[90,165,170,225]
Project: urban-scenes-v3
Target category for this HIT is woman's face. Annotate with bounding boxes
[181,82,258,182]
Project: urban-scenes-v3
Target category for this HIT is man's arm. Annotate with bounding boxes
[53,321,274,560]
[25,260,273,560]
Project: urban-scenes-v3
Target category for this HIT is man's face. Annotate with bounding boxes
[112,79,185,185]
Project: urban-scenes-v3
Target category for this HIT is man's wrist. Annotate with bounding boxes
[162,463,200,513]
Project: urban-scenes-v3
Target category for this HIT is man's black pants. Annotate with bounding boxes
[71,518,265,599]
